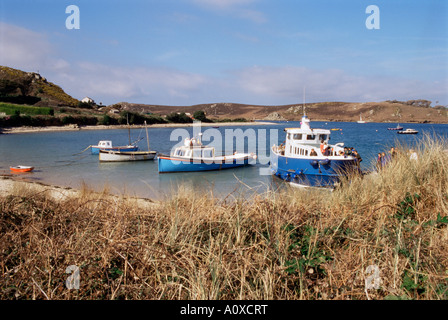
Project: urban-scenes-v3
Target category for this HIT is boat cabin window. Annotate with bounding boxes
[319,134,328,141]
[99,141,112,147]
[175,149,185,157]
[287,133,291,140]
[306,135,316,141]
[293,133,302,140]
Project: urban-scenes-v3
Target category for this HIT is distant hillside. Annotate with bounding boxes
[0,66,79,107]
[2,65,447,123]
[110,100,448,124]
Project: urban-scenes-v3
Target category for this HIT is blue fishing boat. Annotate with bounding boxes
[158,135,257,173]
[270,113,360,188]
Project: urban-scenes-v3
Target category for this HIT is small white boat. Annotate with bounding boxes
[357,113,366,123]
[397,128,418,134]
[91,140,139,154]
[91,114,141,154]
[99,150,157,162]
[99,121,157,162]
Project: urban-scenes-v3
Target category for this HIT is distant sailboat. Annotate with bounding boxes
[357,113,366,123]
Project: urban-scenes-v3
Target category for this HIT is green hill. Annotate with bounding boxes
[0,66,79,107]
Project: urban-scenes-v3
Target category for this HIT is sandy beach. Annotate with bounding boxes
[0,121,276,135]
[0,175,157,208]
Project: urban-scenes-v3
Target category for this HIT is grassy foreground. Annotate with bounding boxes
[1,135,448,300]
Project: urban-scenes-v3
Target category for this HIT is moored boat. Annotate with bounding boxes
[91,140,139,154]
[158,135,257,173]
[10,165,34,173]
[99,150,156,162]
[397,128,418,134]
[357,113,366,123]
[388,124,403,130]
[270,114,360,188]
[99,121,157,162]
[91,115,141,154]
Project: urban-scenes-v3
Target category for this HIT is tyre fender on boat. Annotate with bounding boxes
[319,159,331,166]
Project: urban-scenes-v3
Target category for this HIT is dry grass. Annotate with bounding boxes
[1,134,448,300]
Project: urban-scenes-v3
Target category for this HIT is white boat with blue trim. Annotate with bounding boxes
[158,135,257,173]
[91,140,139,155]
[99,149,156,162]
[270,113,360,188]
[99,121,157,162]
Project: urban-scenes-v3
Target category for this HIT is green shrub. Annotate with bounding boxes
[165,112,193,123]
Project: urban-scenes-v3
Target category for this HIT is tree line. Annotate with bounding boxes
[0,109,248,128]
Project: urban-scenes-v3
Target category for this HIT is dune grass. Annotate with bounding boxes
[1,134,447,300]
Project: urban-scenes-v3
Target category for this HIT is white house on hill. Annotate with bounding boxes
[81,97,95,104]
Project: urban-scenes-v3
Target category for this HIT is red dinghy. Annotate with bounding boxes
[10,165,34,173]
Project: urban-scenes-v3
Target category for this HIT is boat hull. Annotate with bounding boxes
[99,150,157,162]
[270,151,359,187]
[91,146,139,155]
[10,166,34,173]
[158,155,252,173]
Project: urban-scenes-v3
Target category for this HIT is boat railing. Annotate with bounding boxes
[274,143,350,158]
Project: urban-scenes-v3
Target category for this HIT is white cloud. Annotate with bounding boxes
[231,65,448,104]
[51,62,210,105]
[0,22,446,106]
[0,22,52,71]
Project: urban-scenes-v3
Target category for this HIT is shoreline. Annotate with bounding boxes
[0,121,277,135]
[2,119,447,135]
[0,174,158,208]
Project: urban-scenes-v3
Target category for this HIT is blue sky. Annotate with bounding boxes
[0,0,447,106]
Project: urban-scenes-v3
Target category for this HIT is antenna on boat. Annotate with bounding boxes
[302,87,306,116]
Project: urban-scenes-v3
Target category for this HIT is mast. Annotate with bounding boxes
[145,120,150,151]
[127,113,131,145]
[303,87,306,116]
[300,87,311,130]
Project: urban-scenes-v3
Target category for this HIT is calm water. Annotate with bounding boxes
[1,121,447,199]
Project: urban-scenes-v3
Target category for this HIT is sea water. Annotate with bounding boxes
[1,121,447,200]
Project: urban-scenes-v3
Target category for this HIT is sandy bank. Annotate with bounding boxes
[0,175,158,209]
[0,121,276,135]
